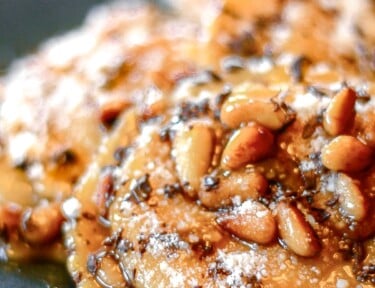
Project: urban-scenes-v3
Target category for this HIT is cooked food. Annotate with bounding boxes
[1,0,375,287]
[0,2,203,260]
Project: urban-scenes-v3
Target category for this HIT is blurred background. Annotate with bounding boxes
[0,0,106,73]
[0,1,106,287]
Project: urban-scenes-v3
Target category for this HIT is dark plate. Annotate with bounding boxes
[0,0,106,72]
[0,261,75,288]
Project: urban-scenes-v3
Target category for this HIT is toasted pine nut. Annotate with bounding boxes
[220,90,294,130]
[276,202,321,257]
[92,169,115,217]
[216,200,276,244]
[323,87,356,136]
[199,171,268,209]
[221,122,274,170]
[141,98,167,120]
[0,203,22,231]
[321,136,373,172]
[173,124,215,197]
[336,173,368,221]
[20,203,64,245]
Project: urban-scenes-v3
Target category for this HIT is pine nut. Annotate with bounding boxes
[216,200,276,244]
[199,171,268,209]
[173,124,215,197]
[323,87,356,136]
[20,203,64,245]
[221,122,274,170]
[276,202,321,257]
[321,136,373,172]
[220,90,294,130]
[336,173,368,221]
[0,203,22,232]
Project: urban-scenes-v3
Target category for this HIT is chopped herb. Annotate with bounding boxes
[307,86,327,98]
[163,183,182,198]
[129,174,152,203]
[220,55,245,72]
[203,175,220,191]
[311,207,330,223]
[290,56,310,82]
[114,146,131,164]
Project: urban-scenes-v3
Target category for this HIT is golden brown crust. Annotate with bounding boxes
[0,0,375,287]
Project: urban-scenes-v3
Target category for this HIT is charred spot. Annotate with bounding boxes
[113,146,131,165]
[202,175,220,192]
[82,212,96,220]
[159,125,172,142]
[191,239,214,259]
[72,271,82,284]
[228,31,257,55]
[13,158,30,171]
[100,107,121,130]
[177,98,210,122]
[52,149,77,166]
[290,56,310,83]
[310,207,330,223]
[137,233,149,254]
[242,275,263,288]
[325,195,339,207]
[163,183,182,198]
[128,174,152,203]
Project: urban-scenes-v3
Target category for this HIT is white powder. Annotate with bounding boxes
[214,250,266,287]
[336,279,349,288]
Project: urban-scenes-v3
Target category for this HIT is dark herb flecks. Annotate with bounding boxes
[128,174,152,203]
[114,146,131,165]
[290,56,310,83]
[203,175,220,191]
[221,55,245,72]
[163,183,182,198]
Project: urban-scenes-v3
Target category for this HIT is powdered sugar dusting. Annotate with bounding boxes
[214,249,267,287]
